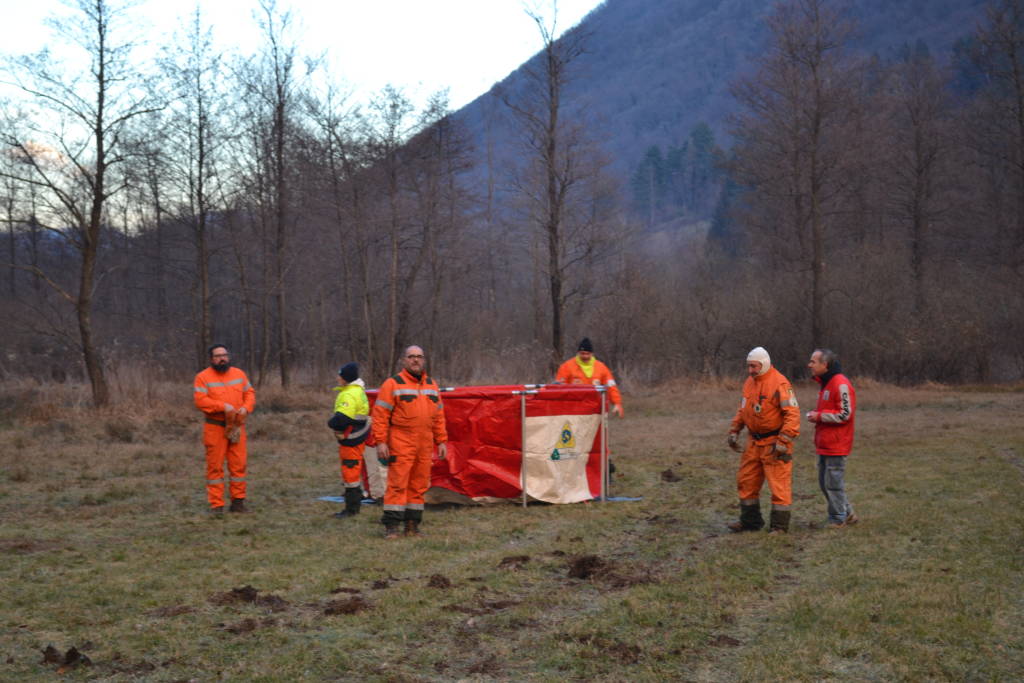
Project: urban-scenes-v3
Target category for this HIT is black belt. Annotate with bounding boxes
[205,417,226,427]
[750,428,780,440]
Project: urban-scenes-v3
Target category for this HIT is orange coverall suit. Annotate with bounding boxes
[194,367,256,509]
[370,369,447,526]
[555,356,623,414]
[729,367,800,522]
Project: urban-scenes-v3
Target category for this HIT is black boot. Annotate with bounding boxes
[334,487,362,518]
[229,498,246,513]
[768,509,791,534]
[727,502,765,532]
[404,519,421,537]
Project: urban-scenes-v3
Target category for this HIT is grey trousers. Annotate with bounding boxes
[818,455,854,524]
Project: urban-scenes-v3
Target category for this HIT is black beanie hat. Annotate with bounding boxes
[338,362,359,383]
[577,337,594,353]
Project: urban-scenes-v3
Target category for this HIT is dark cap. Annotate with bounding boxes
[338,363,359,383]
[577,337,594,353]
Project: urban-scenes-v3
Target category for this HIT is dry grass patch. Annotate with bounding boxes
[0,380,1021,680]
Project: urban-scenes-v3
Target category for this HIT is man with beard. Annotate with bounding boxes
[371,345,448,539]
[193,344,256,514]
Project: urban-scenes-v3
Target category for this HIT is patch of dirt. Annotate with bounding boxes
[427,573,452,589]
[209,585,289,612]
[497,555,531,570]
[324,596,372,615]
[0,538,65,554]
[567,554,607,579]
[146,605,195,618]
[330,587,362,595]
[660,469,682,482]
[447,597,521,616]
[41,645,91,670]
[710,634,742,647]
[567,554,656,588]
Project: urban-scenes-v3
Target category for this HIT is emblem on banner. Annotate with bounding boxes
[550,421,579,460]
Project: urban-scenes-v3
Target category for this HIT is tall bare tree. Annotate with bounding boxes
[0,0,161,405]
[729,0,863,348]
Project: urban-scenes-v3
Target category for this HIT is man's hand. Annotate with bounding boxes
[727,432,741,452]
[437,442,447,460]
[806,411,820,423]
[612,403,624,418]
[236,406,248,420]
[224,402,235,414]
[773,440,792,463]
[376,442,390,466]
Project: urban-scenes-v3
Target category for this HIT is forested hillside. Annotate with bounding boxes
[1,0,1022,407]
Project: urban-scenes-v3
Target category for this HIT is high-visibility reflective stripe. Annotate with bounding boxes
[781,398,798,407]
[344,481,361,489]
[407,503,425,511]
[206,381,226,387]
[772,504,792,511]
[606,379,617,386]
[348,423,370,440]
[244,383,253,391]
[229,477,246,482]
[420,389,439,397]
[740,498,759,505]
[207,479,225,485]
[376,400,394,411]
[225,378,244,386]
[393,388,420,396]
[383,504,405,512]
[195,386,209,393]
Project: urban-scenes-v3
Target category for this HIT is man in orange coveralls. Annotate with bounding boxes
[726,346,800,533]
[371,345,448,539]
[193,344,256,514]
[555,337,623,417]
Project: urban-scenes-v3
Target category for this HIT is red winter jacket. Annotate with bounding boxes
[811,372,856,456]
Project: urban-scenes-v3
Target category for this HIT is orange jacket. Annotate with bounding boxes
[730,367,799,446]
[371,369,447,445]
[555,356,623,408]
[194,366,256,422]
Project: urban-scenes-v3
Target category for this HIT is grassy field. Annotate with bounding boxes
[1,379,1022,681]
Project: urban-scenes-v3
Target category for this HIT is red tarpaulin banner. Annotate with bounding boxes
[366,384,607,503]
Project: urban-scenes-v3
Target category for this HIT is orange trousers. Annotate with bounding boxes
[383,429,434,520]
[339,443,365,489]
[203,423,247,508]
[737,441,792,508]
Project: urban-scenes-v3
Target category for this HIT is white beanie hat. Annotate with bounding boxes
[747,346,771,375]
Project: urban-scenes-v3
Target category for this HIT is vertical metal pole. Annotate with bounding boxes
[600,389,608,501]
[521,392,528,508]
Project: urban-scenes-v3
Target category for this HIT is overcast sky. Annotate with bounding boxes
[2,0,605,110]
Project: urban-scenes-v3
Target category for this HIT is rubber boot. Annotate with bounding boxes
[229,498,246,513]
[404,519,421,537]
[334,488,362,518]
[727,502,764,532]
[768,509,791,534]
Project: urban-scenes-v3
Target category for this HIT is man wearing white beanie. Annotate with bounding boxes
[726,347,801,533]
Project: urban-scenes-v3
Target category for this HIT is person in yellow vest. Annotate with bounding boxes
[328,362,371,519]
[555,338,623,417]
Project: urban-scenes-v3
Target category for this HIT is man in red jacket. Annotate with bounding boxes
[194,344,256,514]
[806,348,858,528]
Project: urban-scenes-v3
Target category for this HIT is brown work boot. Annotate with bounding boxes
[384,524,402,540]
[768,510,791,534]
[404,519,421,537]
[844,512,859,525]
[229,498,246,513]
